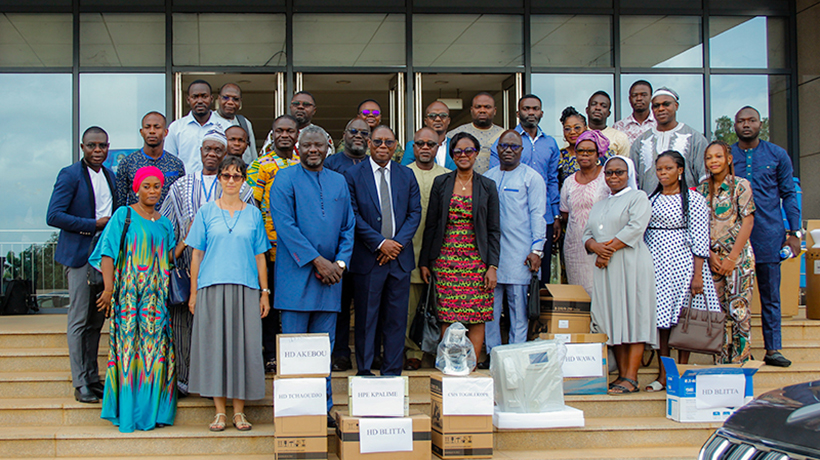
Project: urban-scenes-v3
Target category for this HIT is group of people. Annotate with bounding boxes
[46,77,800,433]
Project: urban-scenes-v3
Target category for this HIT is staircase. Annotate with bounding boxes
[0,310,818,460]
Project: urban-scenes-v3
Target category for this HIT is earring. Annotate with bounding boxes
[678,175,682,181]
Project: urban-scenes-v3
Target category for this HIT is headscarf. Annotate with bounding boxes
[132,166,165,194]
[603,155,638,192]
[202,128,227,147]
[575,130,610,158]
[651,87,679,102]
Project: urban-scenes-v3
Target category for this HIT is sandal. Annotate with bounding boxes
[608,377,624,389]
[233,412,252,431]
[209,413,227,432]
[645,380,665,392]
[608,377,640,395]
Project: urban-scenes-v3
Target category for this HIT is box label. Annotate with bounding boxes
[274,378,326,417]
[814,259,820,275]
[442,377,494,416]
[562,343,603,378]
[358,417,413,454]
[350,377,405,417]
[278,335,330,376]
[695,374,746,409]
[558,320,569,329]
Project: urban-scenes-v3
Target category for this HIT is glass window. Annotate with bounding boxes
[530,73,614,143]
[620,16,702,68]
[620,0,701,9]
[80,14,165,67]
[413,0,523,8]
[172,0,286,9]
[710,74,789,149]
[173,14,286,66]
[293,14,405,67]
[709,16,787,69]
[79,73,166,173]
[295,0,403,7]
[0,14,72,67]
[531,15,611,68]
[531,0,612,7]
[620,74,704,134]
[81,0,164,8]
[413,14,523,68]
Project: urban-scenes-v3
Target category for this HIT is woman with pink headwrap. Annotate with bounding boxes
[90,166,178,432]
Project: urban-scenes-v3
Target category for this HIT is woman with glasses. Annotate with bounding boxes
[186,156,271,432]
[558,106,589,185]
[419,132,500,363]
[560,130,611,296]
[584,155,656,395]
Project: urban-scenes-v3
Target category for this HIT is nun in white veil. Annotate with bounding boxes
[582,154,657,395]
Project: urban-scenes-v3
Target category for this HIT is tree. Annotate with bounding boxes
[713,115,769,143]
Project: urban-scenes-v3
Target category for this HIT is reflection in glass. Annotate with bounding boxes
[0,14,72,67]
[293,14,405,67]
[80,73,166,174]
[414,14,523,68]
[710,75,788,149]
[709,16,787,69]
[620,16,702,68]
[531,73,614,143]
[80,14,165,67]
[531,15,611,68]
[620,74,704,134]
[173,14,286,66]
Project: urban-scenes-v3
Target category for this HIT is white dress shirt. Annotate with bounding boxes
[88,166,113,223]
[165,111,230,174]
[435,142,448,167]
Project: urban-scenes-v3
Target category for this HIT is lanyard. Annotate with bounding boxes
[201,173,218,202]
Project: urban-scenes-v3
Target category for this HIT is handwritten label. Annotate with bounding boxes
[359,417,413,454]
[441,377,494,415]
[695,374,746,409]
[278,335,330,376]
[350,377,405,417]
[561,343,604,378]
[274,378,326,417]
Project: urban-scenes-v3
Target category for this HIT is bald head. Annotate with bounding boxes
[424,101,451,138]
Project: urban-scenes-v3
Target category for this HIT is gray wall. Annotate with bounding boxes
[798,0,820,220]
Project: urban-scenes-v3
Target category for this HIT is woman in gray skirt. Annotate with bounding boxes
[186,156,271,431]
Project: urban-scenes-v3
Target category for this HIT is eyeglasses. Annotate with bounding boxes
[219,173,245,182]
[426,112,449,120]
[452,148,478,157]
[370,139,395,148]
[360,109,381,116]
[220,95,240,103]
[202,146,225,154]
[652,101,675,109]
[346,128,370,138]
[84,142,109,149]
[414,140,438,149]
[498,143,522,152]
[604,170,627,177]
[291,101,314,108]
[575,148,598,156]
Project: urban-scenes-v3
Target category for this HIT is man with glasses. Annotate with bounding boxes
[212,83,257,165]
[629,87,707,192]
[402,101,457,170]
[166,79,229,174]
[345,126,421,377]
[348,99,405,162]
[448,92,505,173]
[260,91,333,157]
[484,130,547,362]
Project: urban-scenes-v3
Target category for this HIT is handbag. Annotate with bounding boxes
[527,272,540,320]
[86,234,104,289]
[408,276,441,355]
[668,295,726,355]
[168,261,191,306]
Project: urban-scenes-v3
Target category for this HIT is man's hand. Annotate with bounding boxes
[95,216,110,230]
[379,239,403,260]
[552,220,562,241]
[526,253,542,272]
[312,256,342,285]
[785,234,801,258]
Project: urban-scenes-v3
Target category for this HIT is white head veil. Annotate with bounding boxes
[604,155,638,192]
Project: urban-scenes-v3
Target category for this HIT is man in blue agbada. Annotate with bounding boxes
[270,125,355,426]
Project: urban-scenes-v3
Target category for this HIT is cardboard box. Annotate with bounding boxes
[806,249,820,319]
[273,377,327,418]
[347,376,409,417]
[274,415,327,460]
[751,255,800,318]
[492,406,584,429]
[539,333,608,395]
[336,411,431,460]
[538,312,591,334]
[430,373,493,459]
[540,285,591,313]
[662,357,762,423]
[276,333,331,378]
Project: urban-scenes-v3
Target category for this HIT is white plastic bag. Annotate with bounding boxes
[435,322,476,376]
[490,338,568,413]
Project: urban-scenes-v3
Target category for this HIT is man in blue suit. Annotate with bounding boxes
[346,126,422,376]
[46,126,118,404]
[401,101,457,171]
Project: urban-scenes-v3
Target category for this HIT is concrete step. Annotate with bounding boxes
[0,348,107,373]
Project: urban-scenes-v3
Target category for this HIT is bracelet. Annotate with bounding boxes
[261,288,271,294]
[725,256,736,263]
[103,290,112,294]
[488,265,498,270]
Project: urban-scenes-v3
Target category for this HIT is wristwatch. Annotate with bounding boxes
[261,288,271,294]
[531,250,544,258]
[336,260,347,270]
[787,230,803,239]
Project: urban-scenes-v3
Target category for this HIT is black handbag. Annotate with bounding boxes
[668,295,726,355]
[168,261,190,306]
[86,234,104,289]
[527,272,540,320]
[409,276,440,355]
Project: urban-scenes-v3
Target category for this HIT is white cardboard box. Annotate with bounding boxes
[492,406,584,429]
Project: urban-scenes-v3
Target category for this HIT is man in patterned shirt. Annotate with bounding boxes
[447,92,504,174]
[247,114,300,373]
[613,80,657,144]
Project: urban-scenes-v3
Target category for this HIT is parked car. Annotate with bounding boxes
[36,291,69,309]
[699,380,820,460]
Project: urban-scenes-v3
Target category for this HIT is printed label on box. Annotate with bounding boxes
[274,378,327,417]
[814,259,820,275]
[558,320,569,329]
[278,335,330,376]
[350,377,405,417]
[441,377,494,416]
[359,417,413,454]
[562,343,603,378]
[695,374,746,409]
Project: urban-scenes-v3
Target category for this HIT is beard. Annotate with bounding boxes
[347,143,367,156]
[473,118,492,128]
[519,117,539,129]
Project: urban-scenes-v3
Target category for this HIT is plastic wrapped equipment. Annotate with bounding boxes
[490,339,568,413]
[435,322,476,376]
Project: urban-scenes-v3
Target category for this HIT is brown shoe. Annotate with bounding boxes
[403,358,422,371]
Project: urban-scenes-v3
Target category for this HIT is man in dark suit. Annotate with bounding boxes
[47,126,118,403]
[345,126,421,376]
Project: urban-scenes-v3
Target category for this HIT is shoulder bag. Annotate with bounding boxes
[668,294,726,355]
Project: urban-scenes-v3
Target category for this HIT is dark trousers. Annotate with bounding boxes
[353,260,410,376]
[539,223,554,287]
[756,262,782,351]
[262,260,280,362]
[66,265,105,388]
[332,273,355,359]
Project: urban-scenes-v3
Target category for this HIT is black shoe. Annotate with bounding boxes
[371,355,383,370]
[332,355,351,372]
[265,359,277,374]
[477,359,490,370]
[764,351,792,367]
[89,382,104,399]
[74,385,100,404]
[327,413,337,429]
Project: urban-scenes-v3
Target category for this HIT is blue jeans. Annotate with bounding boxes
[485,284,529,356]
[279,310,337,412]
[755,262,782,351]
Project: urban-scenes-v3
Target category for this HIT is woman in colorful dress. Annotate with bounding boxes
[91,166,177,433]
[696,141,755,364]
[560,130,611,295]
[644,150,722,392]
[419,132,500,361]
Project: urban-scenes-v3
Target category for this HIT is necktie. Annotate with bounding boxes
[379,167,393,239]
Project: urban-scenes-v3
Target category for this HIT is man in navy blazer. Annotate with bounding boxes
[345,125,421,376]
[46,127,118,404]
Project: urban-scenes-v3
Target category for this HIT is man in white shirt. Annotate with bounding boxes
[211,83,257,165]
[165,79,229,174]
